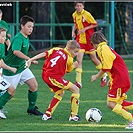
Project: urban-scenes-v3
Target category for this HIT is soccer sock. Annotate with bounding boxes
[28,90,38,110]
[75,68,82,83]
[0,91,11,109]
[70,93,80,117]
[122,100,133,110]
[112,104,133,121]
[46,94,62,116]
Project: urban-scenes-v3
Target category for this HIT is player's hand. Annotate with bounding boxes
[32,60,38,65]
[73,61,78,68]
[91,75,97,82]
[78,28,86,34]
[72,31,76,38]
[11,68,17,74]
[25,60,31,68]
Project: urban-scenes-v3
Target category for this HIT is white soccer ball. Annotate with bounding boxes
[85,108,102,123]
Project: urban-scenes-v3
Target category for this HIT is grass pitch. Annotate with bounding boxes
[1,57,133,132]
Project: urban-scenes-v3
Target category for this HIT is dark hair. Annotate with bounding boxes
[20,15,35,27]
[90,30,107,45]
[74,1,85,7]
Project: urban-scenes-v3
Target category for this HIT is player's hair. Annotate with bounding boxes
[66,40,80,50]
[90,30,107,45]
[20,15,35,28]
[74,1,85,6]
[0,27,7,33]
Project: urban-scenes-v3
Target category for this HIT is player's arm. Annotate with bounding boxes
[26,52,47,68]
[0,59,17,73]
[72,23,77,38]
[5,39,11,51]
[13,50,30,60]
[91,70,105,82]
[78,24,97,34]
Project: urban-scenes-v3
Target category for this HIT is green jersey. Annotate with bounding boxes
[0,43,5,60]
[0,20,10,40]
[3,32,30,76]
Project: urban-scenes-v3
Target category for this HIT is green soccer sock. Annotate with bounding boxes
[0,91,11,109]
[28,90,38,110]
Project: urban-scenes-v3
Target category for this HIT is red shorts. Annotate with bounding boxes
[78,42,95,54]
[42,73,71,93]
[107,85,130,102]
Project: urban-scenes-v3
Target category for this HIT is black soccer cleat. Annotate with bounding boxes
[27,106,43,116]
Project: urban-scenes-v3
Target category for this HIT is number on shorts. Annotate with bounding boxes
[1,81,7,87]
[50,56,60,67]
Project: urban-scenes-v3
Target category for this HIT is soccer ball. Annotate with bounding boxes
[85,108,102,123]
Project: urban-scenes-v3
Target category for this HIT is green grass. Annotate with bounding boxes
[1,57,133,132]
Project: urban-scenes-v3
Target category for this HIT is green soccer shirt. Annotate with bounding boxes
[0,43,5,60]
[3,32,30,76]
[0,20,10,40]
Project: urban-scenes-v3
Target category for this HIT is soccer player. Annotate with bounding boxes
[26,40,81,121]
[0,27,17,119]
[0,9,11,51]
[91,31,133,129]
[3,15,43,116]
[72,2,107,88]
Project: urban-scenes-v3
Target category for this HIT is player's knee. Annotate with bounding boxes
[107,101,116,110]
[30,82,38,91]
[7,85,15,96]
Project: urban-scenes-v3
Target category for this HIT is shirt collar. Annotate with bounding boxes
[64,48,72,57]
[76,9,85,15]
[98,42,107,48]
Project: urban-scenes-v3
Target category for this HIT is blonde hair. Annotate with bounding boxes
[66,40,80,50]
[90,31,107,45]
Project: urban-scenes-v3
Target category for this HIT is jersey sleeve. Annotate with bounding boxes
[12,37,23,51]
[66,56,74,73]
[97,44,116,70]
[84,11,97,25]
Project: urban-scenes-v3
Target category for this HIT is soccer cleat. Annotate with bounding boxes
[125,121,133,129]
[42,114,52,121]
[100,73,108,87]
[0,110,6,119]
[69,115,81,121]
[27,106,43,116]
[74,82,82,88]
[100,77,107,87]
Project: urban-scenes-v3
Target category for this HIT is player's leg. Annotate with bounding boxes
[21,68,43,116]
[107,87,133,129]
[117,93,133,110]
[108,101,133,129]
[42,76,67,121]
[42,90,64,121]
[68,83,80,121]
[75,51,84,88]
[0,79,15,119]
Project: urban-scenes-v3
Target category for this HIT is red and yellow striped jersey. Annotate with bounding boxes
[42,47,74,78]
[72,9,97,44]
[97,42,130,88]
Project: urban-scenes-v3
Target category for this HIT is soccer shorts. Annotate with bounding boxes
[78,42,96,54]
[3,68,35,89]
[42,74,72,93]
[0,77,10,91]
[107,86,130,103]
